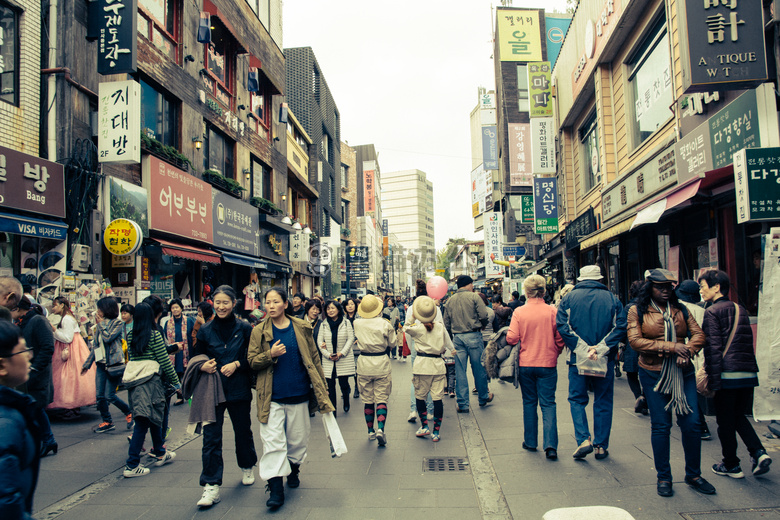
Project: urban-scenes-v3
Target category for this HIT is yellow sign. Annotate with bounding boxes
[268,234,283,255]
[103,219,141,256]
[472,202,480,218]
[497,9,543,62]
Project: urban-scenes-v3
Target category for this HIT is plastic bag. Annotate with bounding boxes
[321,411,348,458]
[575,341,608,378]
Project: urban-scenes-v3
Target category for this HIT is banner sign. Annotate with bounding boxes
[733,147,780,223]
[346,246,369,264]
[482,126,498,170]
[382,219,388,237]
[363,160,376,213]
[97,0,138,75]
[521,194,535,223]
[565,207,595,250]
[531,117,556,174]
[527,62,553,118]
[508,123,532,187]
[289,231,311,263]
[545,14,571,68]
[503,245,526,257]
[0,145,65,218]
[212,190,258,256]
[533,177,560,234]
[483,212,504,278]
[497,8,543,62]
[98,79,141,164]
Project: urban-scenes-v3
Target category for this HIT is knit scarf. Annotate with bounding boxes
[166,315,189,367]
[328,316,343,354]
[651,300,692,415]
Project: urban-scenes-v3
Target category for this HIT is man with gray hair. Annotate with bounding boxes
[0,276,22,322]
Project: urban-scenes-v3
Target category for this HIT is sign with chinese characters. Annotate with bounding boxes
[212,190,258,256]
[97,0,137,75]
[346,246,369,264]
[533,177,560,234]
[483,212,504,278]
[143,155,213,243]
[98,80,140,164]
[508,123,532,186]
[565,208,595,250]
[521,194,534,223]
[677,0,767,93]
[289,231,311,263]
[103,218,142,256]
[0,145,65,218]
[733,147,780,223]
[363,160,376,213]
[527,62,553,118]
[482,126,498,170]
[531,117,556,174]
[571,0,622,96]
[497,9,543,62]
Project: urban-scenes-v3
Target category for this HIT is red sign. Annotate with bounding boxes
[143,155,213,243]
[0,145,65,217]
[364,166,376,213]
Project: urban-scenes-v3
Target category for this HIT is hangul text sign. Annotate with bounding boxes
[483,212,504,278]
[212,189,259,256]
[97,0,137,75]
[527,62,553,118]
[0,145,65,217]
[289,231,310,263]
[508,123,532,187]
[734,147,780,223]
[531,117,556,174]
[709,87,759,169]
[497,9,543,62]
[533,177,560,234]
[363,160,376,213]
[482,126,499,170]
[98,79,140,164]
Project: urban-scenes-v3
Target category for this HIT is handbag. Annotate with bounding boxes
[59,341,70,362]
[106,362,126,378]
[696,302,739,397]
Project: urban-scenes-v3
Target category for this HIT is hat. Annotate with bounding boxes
[577,265,603,281]
[645,268,677,284]
[457,275,474,288]
[676,280,700,303]
[358,295,384,319]
[413,296,436,324]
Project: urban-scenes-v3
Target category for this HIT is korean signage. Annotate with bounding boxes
[709,86,760,169]
[0,145,65,218]
[98,80,140,164]
[496,9,543,62]
[676,121,714,184]
[503,245,526,257]
[382,219,388,237]
[545,14,571,68]
[527,62,553,118]
[678,0,767,93]
[565,208,595,250]
[212,190,258,256]
[521,194,534,223]
[533,177,560,234]
[571,0,622,95]
[482,126,499,170]
[734,147,780,223]
[531,117,556,174]
[483,212,504,278]
[346,246,369,264]
[471,165,484,217]
[508,123,532,187]
[103,218,142,256]
[143,155,213,243]
[97,0,137,75]
[363,160,376,213]
[480,93,497,126]
[289,231,311,263]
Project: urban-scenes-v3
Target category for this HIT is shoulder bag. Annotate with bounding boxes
[696,302,738,397]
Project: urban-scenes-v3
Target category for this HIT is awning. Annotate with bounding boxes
[525,259,548,273]
[631,180,702,230]
[0,211,67,240]
[579,216,636,250]
[258,214,294,234]
[218,250,292,274]
[154,238,221,264]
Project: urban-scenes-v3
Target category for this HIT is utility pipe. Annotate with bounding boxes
[47,0,57,160]
[41,68,98,100]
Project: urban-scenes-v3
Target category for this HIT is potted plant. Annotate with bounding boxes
[250,196,283,215]
[140,132,193,171]
[202,169,245,198]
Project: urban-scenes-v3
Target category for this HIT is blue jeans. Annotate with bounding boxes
[408,337,433,415]
[126,416,165,468]
[639,367,701,481]
[453,332,489,409]
[568,360,614,448]
[519,366,558,450]
[95,363,130,423]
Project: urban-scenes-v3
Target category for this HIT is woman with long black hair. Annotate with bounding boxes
[343,297,360,399]
[318,300,355,414]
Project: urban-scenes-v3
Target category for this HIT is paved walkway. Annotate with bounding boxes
[34,357,780,519]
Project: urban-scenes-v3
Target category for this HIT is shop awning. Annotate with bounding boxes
[0,211,68,240]
[631,180,702,230]
[579,216,636,250]
[218,250,292,274]
[155,238,221,264]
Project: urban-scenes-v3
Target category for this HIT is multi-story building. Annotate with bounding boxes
[353,144,386,294]
[339,141,357,294]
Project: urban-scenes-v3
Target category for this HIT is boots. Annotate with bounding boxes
[343,394,350,413]
[266,476,284,509]
[287,463,300,488]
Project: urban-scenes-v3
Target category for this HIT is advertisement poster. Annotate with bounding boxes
[753,228,780,420]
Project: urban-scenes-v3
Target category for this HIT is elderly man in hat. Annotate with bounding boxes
[556,265,626,460]
[443,275,492,413]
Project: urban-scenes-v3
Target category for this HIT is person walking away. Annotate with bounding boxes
[479,293,495,345]
[506,291,521,312]
[247,288,333,510]
[164,299,194,405]
[492,296,512,332]
[507,275,565,460]
[556,265,625,460]
[627,269,715,497]
[382,298,400,359]
[343,298,361,399]
[318,300,355,415]
[406,280,435,422]
[49,296,95,417]
[193,286,257,508]
[621,281,648,416]
[699,270,771,479]
[444,275,492,413]
[353,295,395,446]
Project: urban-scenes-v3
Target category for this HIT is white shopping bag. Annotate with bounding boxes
[321,411,348,458]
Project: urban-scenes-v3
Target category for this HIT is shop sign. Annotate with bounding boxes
[602,143,678,221]
[539,236,561,257]
[708,87,761,169]
[533,177,560,234]
[545,14,571,68]
[521,194,534,223]
[111,254,135,267]
[212,190,258,256]
[565,208,595,250]
[503,245,526,257]
[480,92,496,110]
[0,145,65,218]
[471,165,486,218]
[678,0,767,93]
[733,146,780,223]
[97,0,137,75]
[363,160,376,213]
[268,234,284,255]
[0,216,66,240]
[677,90,743,136]
[143,155,213,243]
[103,218,142,256]
[508,123,532,187]
[571,0,622,96]
[482,126,498,170]
[496,8,543,62]
[98,80,140,164]
[676,121,714,184]
[527,62,553,118]
[346,246,369,263]
[382,219,388,237]
[484,167,493,210]
[530,117,555,174]
[289,231,311,263]
[483,212,504,278]
[140,257,150,288]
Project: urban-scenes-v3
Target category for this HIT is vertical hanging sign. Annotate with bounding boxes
[530,117,556,174]
[97,0,138,75]
[482,126,498,170]
[527,62,553,117]
[98,80,141,164]
[533,177,560,234]
[363,160,376,213]
[508,123,532,186]
[483,212,504,278]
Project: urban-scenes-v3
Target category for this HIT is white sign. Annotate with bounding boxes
[479,93,496,110]
[531,117,556,174]
[480,109,497,126]
[483,212,504,278]
[471,165,486,216]
[289,231,311,263]
[98,80,141,164]
[753,227,780,420]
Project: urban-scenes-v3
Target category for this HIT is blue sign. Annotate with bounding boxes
[503,245,526,257]
[544,14,571,69]
[0,212,67,240]
[482,126,498,170]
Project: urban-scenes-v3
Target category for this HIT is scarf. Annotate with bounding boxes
[327,315,343,354]
[166,314,189,367]
[651,300,692,415]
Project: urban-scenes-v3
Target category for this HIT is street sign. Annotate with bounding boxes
[346,246,369,263]
[502,245,526,257]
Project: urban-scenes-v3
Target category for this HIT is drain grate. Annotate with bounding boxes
[423,456,470,473]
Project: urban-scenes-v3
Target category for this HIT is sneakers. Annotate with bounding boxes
[94,422,115,433]
[197,484,221,507]
[152,451,176,467]
[752,450,772,476]
[701,428,712,441]
[712,462,745,479]
[242,467,256,485]
[376,429,387,447]
[432,433,440,442]
[368,431,376,441]
[126,414,134,430]
[123,464,150,478]
[407,411,418,423]
[416,427,431,438]
[573,438,594,459]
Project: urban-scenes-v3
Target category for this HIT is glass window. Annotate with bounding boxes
[321,133,329,162]
[341,164,348,189]
[251,157,271,199]
[330,177,336,207]
[579,111,599,193]
[249,83,270,141]
[0,3,18,106]
[203,20,235,109]
[141,80,177,147]
[627,14,673,148]
[516,65,529,112]
[138,0,178,61]
[205,126,234,178]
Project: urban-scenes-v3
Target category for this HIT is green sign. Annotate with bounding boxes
[527,62,552,118]
[734,147,780,224]
[521,195,534,223]
[710,89,759,169]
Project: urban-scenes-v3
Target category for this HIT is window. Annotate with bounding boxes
[140,80,177,147]
[329,176,336,207]
[322,209,330,236]
[516,65,529,112]
[341,164,348,189]
[138,0,178,62]
[321,132,330,162]
[342,200,348,224]
[204,126,234,178]
[248,83,271,140]
[0,3,18,106]
[627,14,672,148]
[579,111,599,193]
[202,20,236,110]
[251,158,271,199]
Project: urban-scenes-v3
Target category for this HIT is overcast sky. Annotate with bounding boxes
[284,0,569,251]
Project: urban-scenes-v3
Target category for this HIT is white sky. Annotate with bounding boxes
[283,0,569,251]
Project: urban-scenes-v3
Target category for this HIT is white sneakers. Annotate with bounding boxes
[416,427,431,437]
[376,429,387,447]
[197,484,221,507]
[242,467,256,486]
[153,451,176,467]
[123,464,150,478]
[407,411,418,423]
[368,431,376,441]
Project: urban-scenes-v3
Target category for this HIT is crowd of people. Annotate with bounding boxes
[0,264,773,517]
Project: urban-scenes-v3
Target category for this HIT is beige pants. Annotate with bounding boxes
[357,374,392,404]
[413,374,446,400]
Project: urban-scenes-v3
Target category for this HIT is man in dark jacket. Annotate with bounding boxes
[506,291,521,311]
[556,265,625,460]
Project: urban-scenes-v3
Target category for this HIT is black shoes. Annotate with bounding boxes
[479,393,495,407]
[594,447,609,460]
[456,408,469,413]
[343,396,350,413]
[657,480,673,497]
[266,476,285,509]
[545,448,557,460]
[521,442,537,452]
[40,442,58,457]
[685,476,716,495]
[287,463,300,488]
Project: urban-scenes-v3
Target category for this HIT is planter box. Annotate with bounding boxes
[203,172,243,199]
[141,142,189,172]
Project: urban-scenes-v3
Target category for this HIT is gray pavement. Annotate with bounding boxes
[34,357,780,519]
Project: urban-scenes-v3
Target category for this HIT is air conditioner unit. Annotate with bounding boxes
[71,244,91,272]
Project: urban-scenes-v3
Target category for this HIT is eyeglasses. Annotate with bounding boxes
[3,347,33,358]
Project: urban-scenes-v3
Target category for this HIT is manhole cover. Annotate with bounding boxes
[423,457,470,473]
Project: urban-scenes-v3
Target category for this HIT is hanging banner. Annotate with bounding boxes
[533,177,559,234]
[212,189,259,255]
[363,160,376,213]
[471,165,486,217]
[508,123,532,187]
[98,79,141,164]
[483,212,504,278]
[521,194,534,223]
[482,126,498,170]
[531,117,556,174]
[527,62,553,118]
[733,146,780,223]
[545,14,571,68]
[496,8,543,62]
[97,0,138,75]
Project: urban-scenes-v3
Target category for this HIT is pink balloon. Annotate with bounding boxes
[426,276,448,300]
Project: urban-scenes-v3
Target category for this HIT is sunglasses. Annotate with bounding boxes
[3,347,33,358]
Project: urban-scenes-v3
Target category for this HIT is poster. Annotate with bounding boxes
[753,228,780,420]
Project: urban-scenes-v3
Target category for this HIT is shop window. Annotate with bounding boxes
[204,126,234,178]
[248,83,271,140]
[251,157,271,199]
[627,14,672,149]
[141,79,178,147]
[0,2,19,106]
[516,65,529,112]
[138,0,179,62]
[203,20,236,110]
[579,111,599,193]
